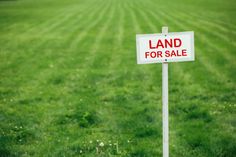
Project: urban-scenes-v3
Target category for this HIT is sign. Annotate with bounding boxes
[136,31,194,64]
[136,27,195,157]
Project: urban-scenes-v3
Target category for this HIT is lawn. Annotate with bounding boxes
[0,0,236,156]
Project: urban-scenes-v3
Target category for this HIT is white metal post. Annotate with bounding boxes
[162,26,169,157]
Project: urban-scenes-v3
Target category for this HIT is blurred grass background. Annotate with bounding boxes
[0,0,236,156]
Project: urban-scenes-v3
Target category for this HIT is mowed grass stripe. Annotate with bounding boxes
[62,0,109,47]
[21,0,98,35]
[147,0,235,40]
[114,0,139,69]
[135,2,234,154]
[37,0,103,36]
[148,9,233,84]
[130,0,163,78]
[145,0,235,30]
[55,0,107,35]
[0,0,108,111]
[80,3,115,69]
[158,10,235,81]
[98,1,134,126]
[186,12,236,35]
[0,0,101,52]
[106,4,126,90]
[13,1,111,96]
[185,11,236,30]
[30,1,102,45]
[36,11,81,35]
[115,2,125,50]
[25,10,68,34]
[18,0,112,93]
[41,1,120,141]
[108,1,129,69]
[63,1,107,50]
[85,3,122,135]
[131,1,198,154]
[54,1,112,69]
[87,0,152,136]
[19,0,112,90]
[136,7,227,88]
[163,10,236,49]
[112,0,141,76]
[3,0,108,80]
[69,1,112,50]
[127,0,163,85]
[137,6,205,88]
[133,2,204,91]
[172,11,236,48]
[128,0,142,33]
[106,0,142,134]
[17,6,77,35]
[90,4,116,52]
[143,8,235,82]
[0,2,67,34]
[131,0,164,107]
[123,1,163,154]
[162,10,236,62]
[133,3,232,106]
[159,11,235,91]
[134,1,214,106]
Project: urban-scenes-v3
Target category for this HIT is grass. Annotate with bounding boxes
[0,0,236,156]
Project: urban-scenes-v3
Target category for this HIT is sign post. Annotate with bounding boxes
[162,27,169,157]
[136,26,194,157]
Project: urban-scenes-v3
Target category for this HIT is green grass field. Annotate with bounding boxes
[0,0,236,156]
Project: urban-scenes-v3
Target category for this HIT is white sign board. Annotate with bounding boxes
[136,31,194,64]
